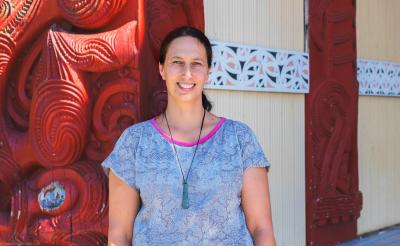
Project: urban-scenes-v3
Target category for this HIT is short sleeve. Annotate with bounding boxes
[234,121,271,171]
[101,125,141,190]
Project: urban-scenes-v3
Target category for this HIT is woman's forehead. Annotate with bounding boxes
[166,36,207,59]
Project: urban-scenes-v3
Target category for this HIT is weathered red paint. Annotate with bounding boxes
[0,0,204,244]
[307,0,363,245]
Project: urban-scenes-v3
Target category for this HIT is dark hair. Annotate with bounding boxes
[159,26,213,111]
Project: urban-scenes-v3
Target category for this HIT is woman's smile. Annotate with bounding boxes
[177,82,196,91]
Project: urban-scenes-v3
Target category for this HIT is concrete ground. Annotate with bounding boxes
[337,225,400,246]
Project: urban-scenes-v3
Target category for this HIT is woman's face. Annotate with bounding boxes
[159,36,209,105]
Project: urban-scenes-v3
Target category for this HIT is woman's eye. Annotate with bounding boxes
[172,61,183,65]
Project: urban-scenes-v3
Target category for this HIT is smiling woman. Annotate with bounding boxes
[158,27,213,112]
[159,35,209,106]
[102,26,276,246]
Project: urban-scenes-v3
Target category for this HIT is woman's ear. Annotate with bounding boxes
[159,63,165,80]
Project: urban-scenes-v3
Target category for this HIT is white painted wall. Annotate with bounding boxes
[357,0,400,234]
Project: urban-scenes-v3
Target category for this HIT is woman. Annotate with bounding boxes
[102,26,275,245]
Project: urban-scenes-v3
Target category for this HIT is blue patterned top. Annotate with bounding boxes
[102,117,270,245]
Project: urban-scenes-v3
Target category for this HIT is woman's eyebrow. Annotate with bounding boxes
[170,56,183,60]
[169,56,205,62]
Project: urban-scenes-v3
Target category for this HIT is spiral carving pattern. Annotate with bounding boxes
[68,162,108,224]
[52,30,120,72]
[50,21,137,72]
[0,33,14,76]
[93,79,138,142]
[312,81,349,142]
[1,0,40,40]
[29,79,88,167]
[57,0,127,29]
[6,34,45,129]
[311,81,351,194]
[0,1,12,23]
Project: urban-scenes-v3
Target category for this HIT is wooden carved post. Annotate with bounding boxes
[306,0,363,245]
[0,0,139,244]
[0,0,205,244]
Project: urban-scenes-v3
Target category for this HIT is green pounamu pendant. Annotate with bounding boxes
[182,181,189,209]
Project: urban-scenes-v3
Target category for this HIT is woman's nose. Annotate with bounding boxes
[183,64,193,78]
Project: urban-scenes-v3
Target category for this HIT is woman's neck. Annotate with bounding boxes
[164,100,205,132]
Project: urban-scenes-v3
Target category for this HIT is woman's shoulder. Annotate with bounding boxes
[126,119,151,131]
[222,117,254,134]
[118,119,152,141]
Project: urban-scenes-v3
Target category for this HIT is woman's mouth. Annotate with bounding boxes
[177,82,196,90]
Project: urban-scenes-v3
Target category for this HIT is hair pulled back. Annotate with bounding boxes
[159,26,213,112]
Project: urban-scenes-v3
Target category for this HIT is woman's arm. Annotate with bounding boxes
[242,167,276,246]
[108,170,141,246]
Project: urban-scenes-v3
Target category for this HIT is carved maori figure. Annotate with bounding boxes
[0,0,139,244]
[0,0,204,243]
[307,0,362,245]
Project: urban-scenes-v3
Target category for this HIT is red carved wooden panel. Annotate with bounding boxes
[0,0,204,244]
[306,0,363,245]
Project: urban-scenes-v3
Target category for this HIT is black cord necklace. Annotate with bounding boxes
[164,109,205,209]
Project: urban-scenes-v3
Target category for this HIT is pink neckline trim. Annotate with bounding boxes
[150,117,226,147]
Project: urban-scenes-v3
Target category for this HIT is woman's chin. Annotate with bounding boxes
[171,92,202,104]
